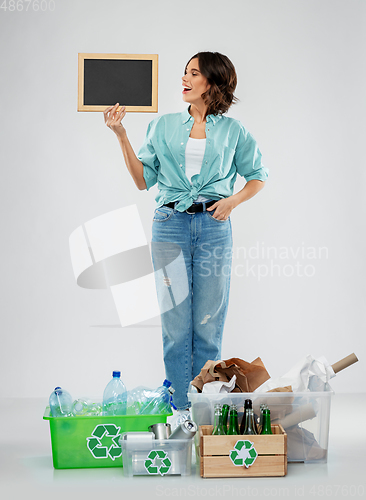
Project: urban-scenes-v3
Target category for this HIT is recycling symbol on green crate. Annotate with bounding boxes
[144,450,172,475]
[229,440,258,468]
[86,424,122,460]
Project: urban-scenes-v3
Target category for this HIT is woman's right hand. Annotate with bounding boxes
[103,103,127,139]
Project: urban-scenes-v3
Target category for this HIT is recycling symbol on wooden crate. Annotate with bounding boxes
[86,423,122,460]
[229,440,258,468]
[144,450,172,475]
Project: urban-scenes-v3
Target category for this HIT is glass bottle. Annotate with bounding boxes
[258,403,267,433]
[240,398,253,434]
[227,404,240,435]
[260,408,273,435]
[212,404,226,435]
[243,408,258,435]
[222,404,230,434]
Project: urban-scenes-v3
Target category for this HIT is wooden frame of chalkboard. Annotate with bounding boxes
[78,53,158,112]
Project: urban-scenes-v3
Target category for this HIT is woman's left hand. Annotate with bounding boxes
[206,197,237,220]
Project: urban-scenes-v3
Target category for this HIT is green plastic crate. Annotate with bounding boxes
[43,407,172,469]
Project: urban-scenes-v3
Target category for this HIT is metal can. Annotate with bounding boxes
[168,420,197,440]
[148,422,172,439]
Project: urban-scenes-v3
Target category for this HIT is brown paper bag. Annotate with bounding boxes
[191,357,271,393]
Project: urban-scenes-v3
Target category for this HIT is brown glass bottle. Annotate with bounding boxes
[240,399,252,434]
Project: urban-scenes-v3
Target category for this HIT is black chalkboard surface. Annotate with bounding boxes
[78,53,158,112]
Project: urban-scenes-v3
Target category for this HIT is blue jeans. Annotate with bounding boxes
[151,204,233,410]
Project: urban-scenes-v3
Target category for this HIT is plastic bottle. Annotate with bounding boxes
[71,398,102,416]
[85,402,103,416]
[103,371,127,416]
[138,379,175,415]
[49,387,73,417]
[126,386,153,415]
[72,398,89,416]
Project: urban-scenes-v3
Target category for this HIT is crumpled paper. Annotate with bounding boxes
[202,375,237,394]
[254,355,335,393]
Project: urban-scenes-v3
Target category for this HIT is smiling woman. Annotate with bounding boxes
[103,51,268,417]
[183,52,238,116]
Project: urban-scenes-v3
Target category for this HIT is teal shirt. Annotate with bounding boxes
[138,107,269,212]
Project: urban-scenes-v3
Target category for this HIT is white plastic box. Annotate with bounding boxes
[120,434,193,476]
[188,386,333,463]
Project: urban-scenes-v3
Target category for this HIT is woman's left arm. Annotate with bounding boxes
[206,180,265,220]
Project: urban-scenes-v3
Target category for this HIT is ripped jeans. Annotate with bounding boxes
[151,205,233,410]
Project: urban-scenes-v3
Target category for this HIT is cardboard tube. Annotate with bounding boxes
[273,403,316,429]
[331,353,358,374]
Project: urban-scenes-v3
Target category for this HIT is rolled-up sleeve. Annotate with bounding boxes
[234,124,269,182]
[137,119,160,190]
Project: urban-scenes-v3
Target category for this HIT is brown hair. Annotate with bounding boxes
[185,52,238,116]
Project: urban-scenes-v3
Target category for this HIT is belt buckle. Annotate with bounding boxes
[186,205,196,214]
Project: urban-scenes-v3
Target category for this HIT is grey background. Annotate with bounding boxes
[0,0,364,399]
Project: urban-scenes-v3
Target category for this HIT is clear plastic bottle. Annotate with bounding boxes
[126,386,153,415]
[72,398,89,416]
[138,379,174,415]
[86,402,103,416]
[103,371,127,416]
[72,399,103,416]
[49,387,73,417]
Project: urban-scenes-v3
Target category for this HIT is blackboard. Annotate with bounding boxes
[78,53,158,112]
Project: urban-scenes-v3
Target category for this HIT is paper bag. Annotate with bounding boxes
[191,357,271,393]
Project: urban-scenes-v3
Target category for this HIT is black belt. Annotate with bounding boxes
[164,200,216,214]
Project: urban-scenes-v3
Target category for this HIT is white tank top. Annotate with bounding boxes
[185,138,210,203]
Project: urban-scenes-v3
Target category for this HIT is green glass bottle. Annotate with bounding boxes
[222,404,230,434]
[227,404,240,435]
[212,404,226,435]
[260,408,273,435]
[243,408,258,435]
[258,403,267,433]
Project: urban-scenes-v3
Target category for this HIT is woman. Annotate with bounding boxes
[104,52,268,418]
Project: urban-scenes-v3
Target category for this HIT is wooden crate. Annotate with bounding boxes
[199,424,287,478]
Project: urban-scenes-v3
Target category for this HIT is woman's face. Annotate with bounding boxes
[182,58,210,106]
